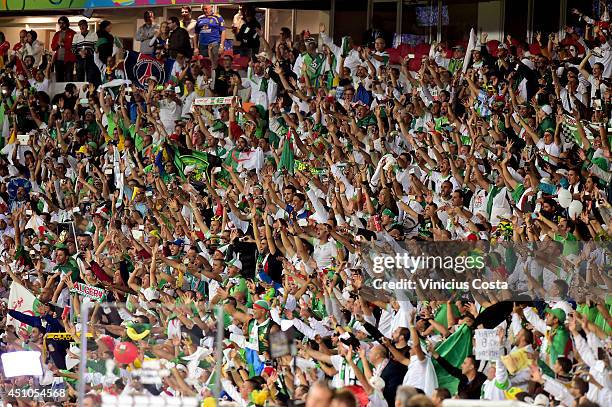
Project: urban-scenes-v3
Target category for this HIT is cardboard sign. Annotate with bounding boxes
[474,329,502,361]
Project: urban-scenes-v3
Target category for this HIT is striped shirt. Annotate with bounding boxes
[72,31,98,55]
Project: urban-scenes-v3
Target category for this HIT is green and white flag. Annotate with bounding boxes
[193,96,235,107]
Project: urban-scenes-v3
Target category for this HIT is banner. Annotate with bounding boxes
[1,1,240,12]
[70,282,107,302]
[173,146,213,182]
[193,97,235,107]
[7,282,39,335]
[124,50,175,89]
[474,329,501,361]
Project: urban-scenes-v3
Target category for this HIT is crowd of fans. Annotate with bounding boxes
[0,2,610,407]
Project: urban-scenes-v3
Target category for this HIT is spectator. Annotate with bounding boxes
[12,29,26,54]
[136,10,158,55]
[195,4,225,68]
[234,6,261,61]
[18,30,44,68]
[72,19,100,86]
[0,32,9,68]
[180,6,197,47]
[167,16,193,60]
[95,20,115,63]
[50,16,76,81]
[211,54,238,96]
[150,21,170,51]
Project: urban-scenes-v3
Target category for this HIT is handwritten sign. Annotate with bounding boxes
[70,282,107,303]
[474,329,501,361]
[193,96,235,107]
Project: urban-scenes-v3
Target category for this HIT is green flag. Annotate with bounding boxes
[433,323,473,395]
[172,146,210,182]
[278,129,295,174]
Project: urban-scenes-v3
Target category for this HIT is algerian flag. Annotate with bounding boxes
[278,129,295,174]
[462,28,477,73]
[7,282,40,334]
[234,148,265,174]
[432,323,473,395]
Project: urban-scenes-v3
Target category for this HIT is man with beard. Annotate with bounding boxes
[539,197,559,221]
[243,59,277,110]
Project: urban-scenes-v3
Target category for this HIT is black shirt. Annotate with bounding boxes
[168,27,193,59]
[435,355,487,399]
[213,66,238,96]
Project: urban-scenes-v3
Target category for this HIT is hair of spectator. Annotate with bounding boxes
[396,386,421,407]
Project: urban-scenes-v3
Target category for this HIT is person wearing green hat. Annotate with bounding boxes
[380,208,397,231]
[224,298,272,354]
[524,306,570,367]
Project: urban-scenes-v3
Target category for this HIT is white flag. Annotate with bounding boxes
[237,147,265,174]
[462,28,477,73]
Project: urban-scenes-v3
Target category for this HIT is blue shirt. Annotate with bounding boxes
[195,14,225,46]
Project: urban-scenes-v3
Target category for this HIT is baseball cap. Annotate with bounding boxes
[226,257,243,270]
[169,238,185,247]
[253,300,270,311]
[545,307,566,323]
[533,394,549,406]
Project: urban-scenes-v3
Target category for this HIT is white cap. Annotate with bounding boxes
[533,394,549,406]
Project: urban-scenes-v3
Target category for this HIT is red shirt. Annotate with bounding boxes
[51,28,77,63]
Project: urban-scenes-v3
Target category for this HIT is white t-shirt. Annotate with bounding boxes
[403,355,428,389]
[588,75,608,100]
[536,139,561,164]
[28,78,49,93]
[159,98,181,133]
[181,91,197,117]
[559,85,587,112]
[312,238,338,269]
[330,354,357,388]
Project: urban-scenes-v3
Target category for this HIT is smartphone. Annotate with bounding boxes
[16,134,29,146]
[408,53,415,59]
[25,209,32,216]
[593,99,603,111]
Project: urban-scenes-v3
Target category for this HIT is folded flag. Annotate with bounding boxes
[278,129,295,174]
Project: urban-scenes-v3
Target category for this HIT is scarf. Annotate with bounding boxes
[248,318,270,353]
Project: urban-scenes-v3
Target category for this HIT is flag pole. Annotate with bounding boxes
[213,304,224,402]
[77,300,90,407]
